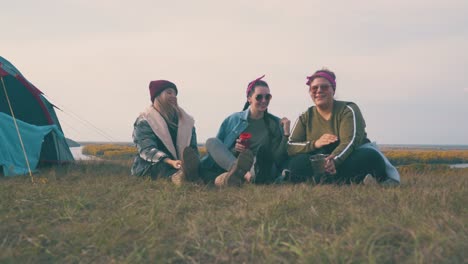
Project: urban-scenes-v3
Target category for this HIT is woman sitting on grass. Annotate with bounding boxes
[201,75,291,186]
[287,68,400,185]
[131,80,201,185]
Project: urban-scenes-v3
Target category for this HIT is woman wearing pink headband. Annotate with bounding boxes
[200,75,291,186]
[286,68,400,185]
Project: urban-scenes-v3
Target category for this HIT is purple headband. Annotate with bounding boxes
[246,74,265,97]
[306,72,336,89]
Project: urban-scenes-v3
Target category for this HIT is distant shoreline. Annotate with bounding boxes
[378,144,468,150]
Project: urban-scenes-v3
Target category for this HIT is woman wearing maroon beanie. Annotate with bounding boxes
[200,75,291,186]
[131,80,201,185]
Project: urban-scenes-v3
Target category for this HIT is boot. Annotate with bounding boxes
[181,147,201,182]
[171,170,185,186]
[215,149,254,187]
[170,147,201,186]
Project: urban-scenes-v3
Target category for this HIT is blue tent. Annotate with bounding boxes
[0,56,74,176]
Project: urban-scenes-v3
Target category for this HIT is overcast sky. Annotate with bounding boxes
[2,0,468,144]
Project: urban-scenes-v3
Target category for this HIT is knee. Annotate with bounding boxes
[287,154,312,183]
[205,137,221,151]
[357,148,385,164]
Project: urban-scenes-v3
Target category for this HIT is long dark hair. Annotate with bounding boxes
[242,80,275,142]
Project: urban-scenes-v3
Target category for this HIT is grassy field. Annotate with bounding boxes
[1,157,467,263]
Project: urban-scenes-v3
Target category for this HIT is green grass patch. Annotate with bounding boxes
[1,160,466,263]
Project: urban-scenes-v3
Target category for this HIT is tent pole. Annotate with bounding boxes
[1,76,34,183]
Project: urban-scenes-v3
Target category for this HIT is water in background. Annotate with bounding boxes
[70,146,95,160]
[449,163,468,168]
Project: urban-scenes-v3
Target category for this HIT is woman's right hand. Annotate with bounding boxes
[325,155,336,175]
[234,139,247,153]
[164,158,182,169]
[314,133,338,149]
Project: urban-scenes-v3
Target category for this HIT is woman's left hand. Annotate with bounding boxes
[325,155,336,175]
[280,117,291,135]
[234,139,247,153]
[244,171,253,183]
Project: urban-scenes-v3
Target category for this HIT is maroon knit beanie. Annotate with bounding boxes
[149,80,178,102]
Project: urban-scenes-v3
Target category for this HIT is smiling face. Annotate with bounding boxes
[309,77,335,108]
[247,86,271,113]
[155,88,178,107]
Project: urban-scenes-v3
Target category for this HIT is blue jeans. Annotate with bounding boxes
[206,137,279,184]
[205,137,238,171]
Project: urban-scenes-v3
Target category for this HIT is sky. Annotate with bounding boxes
[2,0,468,144]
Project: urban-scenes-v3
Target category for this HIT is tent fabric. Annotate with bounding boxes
[0,113,62,176]
[0,56,74,176]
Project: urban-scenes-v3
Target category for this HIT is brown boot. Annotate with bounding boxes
[215,150,254,187]
[171,170,185,186]
[181,147,200,182]
[214,172,229,186]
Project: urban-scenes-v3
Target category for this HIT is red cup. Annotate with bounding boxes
[239,132,252,148]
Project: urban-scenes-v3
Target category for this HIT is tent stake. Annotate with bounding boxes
[1,76,34,183]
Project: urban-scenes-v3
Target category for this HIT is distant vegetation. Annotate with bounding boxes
[384,150,468,166]
[82,144,137,160]
[82,144,208,159]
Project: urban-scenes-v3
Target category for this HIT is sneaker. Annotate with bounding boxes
[274,169,290,184]
[363,174,378,186]
[380,178,400,187]
[215,150,254,187]
[181,147,200,182]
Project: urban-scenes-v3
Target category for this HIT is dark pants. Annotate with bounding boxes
[288,148,387,184]
[148,162,178,180]
[253,145,277,184]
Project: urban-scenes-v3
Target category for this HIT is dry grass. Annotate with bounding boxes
[1,158,467,263]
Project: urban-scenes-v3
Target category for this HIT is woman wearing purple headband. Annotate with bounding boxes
[200,75,291,186]
[286,68,400,185]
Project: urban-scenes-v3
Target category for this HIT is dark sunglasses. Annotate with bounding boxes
[255,94,272,101]
[310,84,331,91]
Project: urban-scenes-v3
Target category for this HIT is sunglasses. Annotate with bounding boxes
[310,84,331,91]
[254,94,272,101]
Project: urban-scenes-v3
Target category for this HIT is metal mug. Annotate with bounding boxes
[309,154,329,181]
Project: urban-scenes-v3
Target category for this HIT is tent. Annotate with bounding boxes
[0,56,74,176]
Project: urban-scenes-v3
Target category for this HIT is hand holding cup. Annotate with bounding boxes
[235,132,251,153]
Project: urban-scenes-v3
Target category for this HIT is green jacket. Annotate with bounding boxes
[287,100,369,167]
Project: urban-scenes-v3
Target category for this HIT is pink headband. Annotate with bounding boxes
[306,72,336,88]
[246,74,265,97]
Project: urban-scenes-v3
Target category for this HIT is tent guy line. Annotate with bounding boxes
[43,94,117,142]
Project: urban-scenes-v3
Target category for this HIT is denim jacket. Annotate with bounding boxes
[201,108,288,170]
